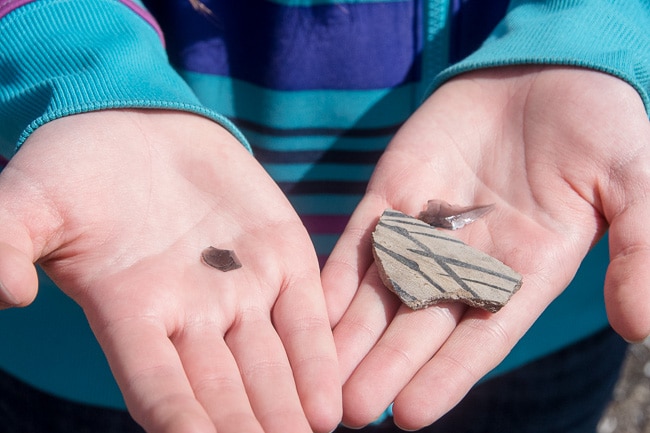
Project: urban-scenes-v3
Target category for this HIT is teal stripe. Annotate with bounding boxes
[311,234,340,255]
[264,163,374,182]
[420,0,451,97]
[241,130,393,152]
[289,194,363,215]
[180,72,418,129]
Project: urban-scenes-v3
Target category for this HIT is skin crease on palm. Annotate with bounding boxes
[0,66,648,433]
[322,66,650,430]
[0,110,341,433]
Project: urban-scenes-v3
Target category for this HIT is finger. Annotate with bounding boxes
[0,193,41,308]
[96,317,216,433]
[332,264,401,384]
[605,200,650,342]
[600,129,650,343]
[226,311,313,433]
[390,277,554,430]
[340,301,464,428]
[322,194,391,327]
[175,326,264,433]
[273,275,343,433]
[322,210,378,326]
[0,242,38,308]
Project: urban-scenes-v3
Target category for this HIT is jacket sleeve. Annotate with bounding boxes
[428,0,650,115]
[0,0,249,153]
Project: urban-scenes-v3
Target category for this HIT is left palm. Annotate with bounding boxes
[0,110,341,433]
[322,66,650,429]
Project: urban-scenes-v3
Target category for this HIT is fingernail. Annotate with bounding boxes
[0,280,18,306]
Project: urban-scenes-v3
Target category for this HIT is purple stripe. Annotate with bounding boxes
[301,215,349,235]
[0,0,35,18]
[144,0,423,90]
[280,180,368,195]
[119,0,165,45]
[0,154,9,169]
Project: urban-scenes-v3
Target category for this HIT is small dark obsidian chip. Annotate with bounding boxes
[201,246,242,272]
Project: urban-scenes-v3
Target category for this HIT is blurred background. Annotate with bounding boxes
[599,338,650,433]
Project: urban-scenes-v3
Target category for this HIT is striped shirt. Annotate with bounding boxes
[1,0,648,410]
[143,0,508,264]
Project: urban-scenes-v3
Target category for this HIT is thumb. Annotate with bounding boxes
[0,241,38,308]
[604,198,650,343]
[0,158,48,309]
[602,136,650,343]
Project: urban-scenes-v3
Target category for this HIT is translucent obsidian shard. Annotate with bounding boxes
[417,199,494,230]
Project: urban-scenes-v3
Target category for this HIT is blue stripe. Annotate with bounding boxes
[253,146,384,164]
[244,132,392,153]
[311,233,339,256]
[264,163,375,182]
[179,73,418,130]
[234,118,402,139]
[290,194,363,214]
[145,0,423,90]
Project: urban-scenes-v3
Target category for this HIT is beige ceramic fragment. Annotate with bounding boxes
[372,209,522,312]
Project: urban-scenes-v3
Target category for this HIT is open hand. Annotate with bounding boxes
[322,67,650,429]
[0,110,341,433]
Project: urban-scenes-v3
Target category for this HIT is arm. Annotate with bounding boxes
[323,0,650,429]
[0,0,247,151]
[0,2,340,432]
[432,0,650,110]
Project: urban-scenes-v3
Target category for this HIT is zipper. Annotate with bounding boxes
[418,0,450,102]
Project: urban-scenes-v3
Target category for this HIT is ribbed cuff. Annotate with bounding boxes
[0,0,250,152]
[426,0,650,114]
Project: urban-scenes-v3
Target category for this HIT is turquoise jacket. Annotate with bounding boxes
[0,0,649,410]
